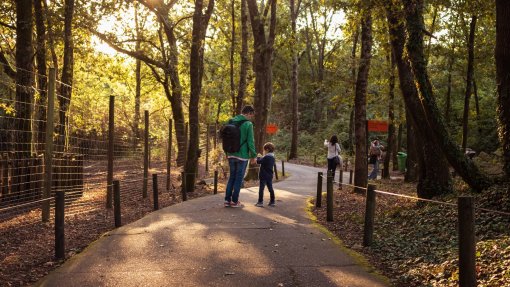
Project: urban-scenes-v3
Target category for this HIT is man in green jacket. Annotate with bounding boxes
[224,105,257,207]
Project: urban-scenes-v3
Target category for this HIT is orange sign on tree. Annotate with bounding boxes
[266,123,278,134]
[367,120,389,132]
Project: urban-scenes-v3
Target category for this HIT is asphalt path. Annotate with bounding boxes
[36,163,389,287]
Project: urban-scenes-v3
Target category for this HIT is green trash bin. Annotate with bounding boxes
[397,152,407,172]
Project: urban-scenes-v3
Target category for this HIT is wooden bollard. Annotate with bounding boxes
[458,196,476,287]
[339,170,343,190]
[153,174,159,210]
[349,170,353,184]
[274,163,279,180]
[181,172,187,201]
[327,171,333,222]
[316,172,323,208]
[282,160,285,177]
[363,184,376,247]
[314,155,317,167]
[114,180,121,227]
[213,170,218,195]
[55,189,65,260]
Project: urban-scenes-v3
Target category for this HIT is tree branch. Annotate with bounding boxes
[0,51,16,79]
[90,30,166,70]
[0,21,15,30]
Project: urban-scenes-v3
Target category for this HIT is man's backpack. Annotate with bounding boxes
[220,119,248,153]
[369,145,381,156]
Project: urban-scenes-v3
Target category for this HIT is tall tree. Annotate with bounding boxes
[385,0,451,197]
[229,0,236,115]
[15,0,34,158]
[353,1,372,193]
[496,0,510,178]
[57,0,75,151]
[34,0,47,153]
[383,46,396,179]
[91,0,187,166]
[246,0,277,151]
[288,0,302,160]
[402,0,490,191]
[184,0,215,193]
[461,14,477,151]
[236,0,249,115]
[133,1,142,149]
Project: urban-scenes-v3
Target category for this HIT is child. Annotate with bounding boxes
[255,142,276,207]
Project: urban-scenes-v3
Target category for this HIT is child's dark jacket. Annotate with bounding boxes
[256,153,275,181]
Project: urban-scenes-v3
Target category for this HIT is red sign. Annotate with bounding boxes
[367,120,388,132]
[266,123,278,134]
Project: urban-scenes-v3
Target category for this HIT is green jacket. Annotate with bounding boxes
[226,115,257,159]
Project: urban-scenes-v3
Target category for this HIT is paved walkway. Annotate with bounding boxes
[36,163,389,287]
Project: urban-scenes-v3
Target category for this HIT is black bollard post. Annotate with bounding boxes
[316,172,323,208]
[214,170,218,195]
[282,160,285,177]
[349,170,353,184]
[114,180,121,227]
[274,163,279,180]
[327,171,333,222]
[363,184,376,247]
[458,196,476,287]
[153,174,159,210]
[339,170,343,190]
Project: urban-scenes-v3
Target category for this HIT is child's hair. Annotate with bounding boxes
[263,142,275,153]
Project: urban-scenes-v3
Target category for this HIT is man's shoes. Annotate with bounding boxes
[224,201,231,207]
[230,201,244,208]
[255,202,264,207]
[268,202,276,207]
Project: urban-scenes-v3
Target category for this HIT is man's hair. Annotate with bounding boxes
[241,105,255,114]
[263,142,275,153]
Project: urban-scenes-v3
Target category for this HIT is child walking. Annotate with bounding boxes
[255,142,276,207]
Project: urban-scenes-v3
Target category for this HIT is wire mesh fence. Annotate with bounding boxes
[0,66,226,285]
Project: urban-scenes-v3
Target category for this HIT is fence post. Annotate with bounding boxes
[143,110,149,198]
[281,160,285,177]
[42,68,55,222]
[181,172,187,201]
[206,124,210,173]
[314,155,317,167]
[55,187,65,260]
[316,172,323,208]
[327,171,333,222]
[339,170,343,190]
[106,95,115,208]
[458,196,476,287]
[349,169,353,184]
[153,174,159,210]
[113,180,121,227]
[214,170,218,194]
[363,184,376,247]
[167,119,172,191]
[274,163,279,180]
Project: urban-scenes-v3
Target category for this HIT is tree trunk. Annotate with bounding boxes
[184,0,214,193]
[405,117,418,182]
[462,15,477,152]
[288,0,301,160]
[57,0,75,152]
[34,0,47,154]
[246,0,277,152]
[496,0,510,178]
[348,26,359,155]
[236,0,249,115]
[353,4,372,193]
[230,0,236,115]
[402,0,490,191]
[383,48,396,179]
[385,0,451,196]
[15,0,34,158]
[133,2,141,149]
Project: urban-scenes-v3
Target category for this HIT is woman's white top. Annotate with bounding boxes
[324,140,341,159]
